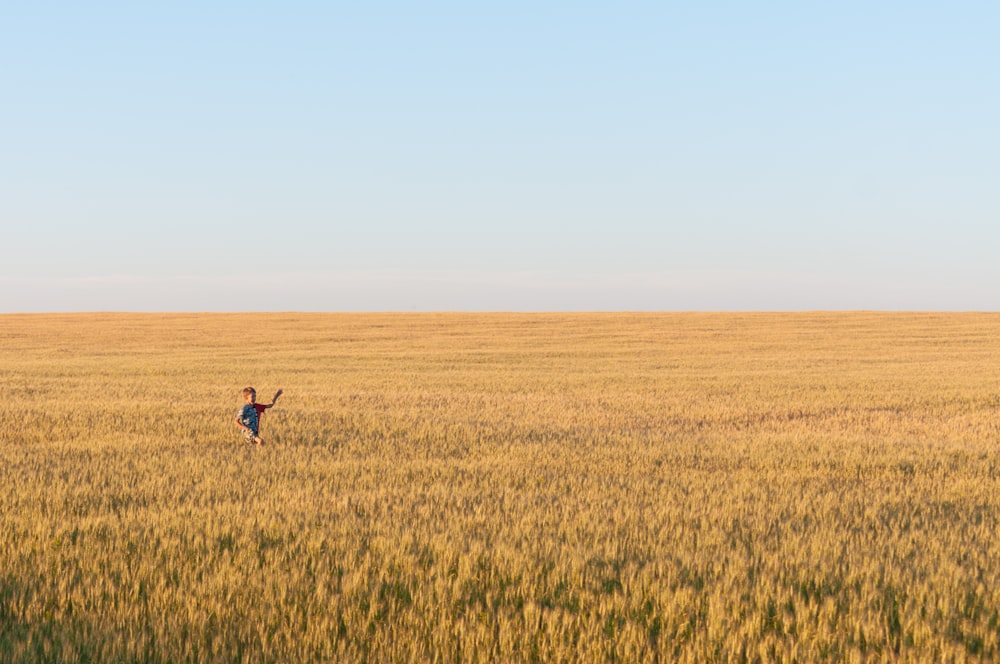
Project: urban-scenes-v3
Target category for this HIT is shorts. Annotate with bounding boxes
[243,429,259,445]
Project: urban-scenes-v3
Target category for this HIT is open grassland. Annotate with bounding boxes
[2,312,1000,663]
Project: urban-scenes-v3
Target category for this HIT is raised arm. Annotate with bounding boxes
[269,389,283,407]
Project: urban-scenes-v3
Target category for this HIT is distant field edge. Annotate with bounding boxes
[2,310,999,318]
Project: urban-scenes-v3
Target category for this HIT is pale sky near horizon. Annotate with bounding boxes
[3,2,998,312]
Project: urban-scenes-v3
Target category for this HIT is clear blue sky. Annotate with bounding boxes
[2,1,997,311]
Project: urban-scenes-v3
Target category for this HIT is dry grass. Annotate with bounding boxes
[2,312,1000,662]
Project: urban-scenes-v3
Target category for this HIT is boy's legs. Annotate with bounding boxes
[243,429,263,445]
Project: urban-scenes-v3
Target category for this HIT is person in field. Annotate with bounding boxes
[234,386,283,446]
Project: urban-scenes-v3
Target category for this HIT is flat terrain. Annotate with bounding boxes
[2,313,1000,662]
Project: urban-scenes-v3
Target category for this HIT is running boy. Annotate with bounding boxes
[234,386,283,445]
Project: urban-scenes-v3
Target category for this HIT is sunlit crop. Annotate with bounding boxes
[2,312,999,662]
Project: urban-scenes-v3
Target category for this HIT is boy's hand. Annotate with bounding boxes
[273,389,283,402]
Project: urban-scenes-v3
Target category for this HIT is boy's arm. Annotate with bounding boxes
[234,410,252,431]
[268,389,283,407]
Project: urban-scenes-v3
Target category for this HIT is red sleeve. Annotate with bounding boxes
[255,404,269,415]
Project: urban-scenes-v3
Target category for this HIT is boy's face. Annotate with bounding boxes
[245,391,256,404]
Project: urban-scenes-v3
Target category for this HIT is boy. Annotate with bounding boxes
[235,386,283,446]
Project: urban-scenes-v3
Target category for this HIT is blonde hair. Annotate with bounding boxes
[242,386,256,398]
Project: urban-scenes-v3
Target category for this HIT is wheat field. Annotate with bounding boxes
[2,312,999,662]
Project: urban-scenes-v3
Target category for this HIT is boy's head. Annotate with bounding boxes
[242,386,256,403]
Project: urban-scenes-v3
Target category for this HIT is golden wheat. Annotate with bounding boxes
[2,312,999,662]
